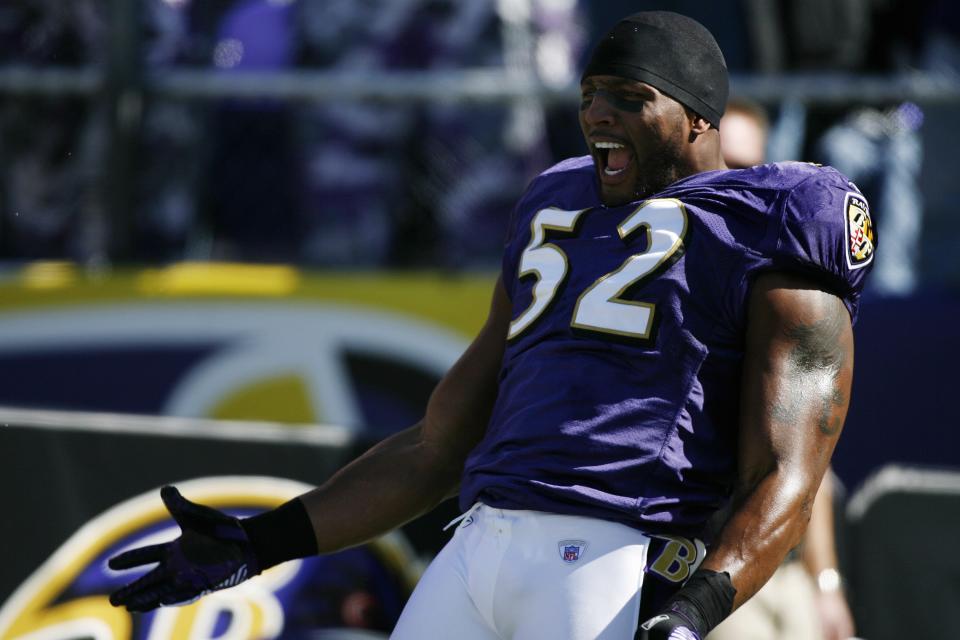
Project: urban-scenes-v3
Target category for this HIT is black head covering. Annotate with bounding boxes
[581,11,728,127]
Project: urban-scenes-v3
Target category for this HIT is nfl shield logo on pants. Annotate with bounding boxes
[558,540,587,563]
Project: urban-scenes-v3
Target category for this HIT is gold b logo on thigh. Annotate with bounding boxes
[648,535,706,583]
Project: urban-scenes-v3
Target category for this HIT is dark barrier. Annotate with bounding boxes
[846,465,960,640]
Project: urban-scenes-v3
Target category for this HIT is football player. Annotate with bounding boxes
[110,12,874,639]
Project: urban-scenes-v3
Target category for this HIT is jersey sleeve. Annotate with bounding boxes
[773,169,876,322]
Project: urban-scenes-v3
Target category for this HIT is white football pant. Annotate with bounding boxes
[391,503,656,639]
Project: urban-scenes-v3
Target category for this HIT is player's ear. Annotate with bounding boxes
[689,111,712,136]
[686,109,713,143]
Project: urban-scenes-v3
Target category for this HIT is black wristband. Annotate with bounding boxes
[664,569,736,636]
[240,498,318,570]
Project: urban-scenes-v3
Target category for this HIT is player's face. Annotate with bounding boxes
[579,76,691,207]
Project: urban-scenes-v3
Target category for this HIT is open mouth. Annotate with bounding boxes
[594,141,633,177]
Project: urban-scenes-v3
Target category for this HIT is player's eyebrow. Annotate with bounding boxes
[580,78,655,97]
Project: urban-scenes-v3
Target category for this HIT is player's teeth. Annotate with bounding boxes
[604,166,626,176]
[594,142,624,149]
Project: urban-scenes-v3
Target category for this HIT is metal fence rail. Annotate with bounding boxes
[3,62,956,262]
[2,65,960,106]
[0,405,353,447]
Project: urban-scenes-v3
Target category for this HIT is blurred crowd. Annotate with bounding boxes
[0,0,580,269]
[1,0,960,295]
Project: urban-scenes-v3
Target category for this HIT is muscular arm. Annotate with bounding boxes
[298,277,512,553]
[701,271,854,610]
[107,278,513,612]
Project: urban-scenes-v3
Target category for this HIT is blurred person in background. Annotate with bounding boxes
[813,103,922,298]
[0,0,108,263]
[294,0,571,268]
[135,0,206,261]
[708,96,857,640]
[717,97,769,170]
[178,0,303,263]
[744,0,924,297]
[107,11,876,639]
[290,0,406,266]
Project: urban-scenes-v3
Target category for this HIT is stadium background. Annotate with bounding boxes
[0,1,958,639]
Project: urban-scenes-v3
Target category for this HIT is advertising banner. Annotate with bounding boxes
[0,264,494,434]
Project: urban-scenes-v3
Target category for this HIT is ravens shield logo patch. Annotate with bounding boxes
[844,192,874,269]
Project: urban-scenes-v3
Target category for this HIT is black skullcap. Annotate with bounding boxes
[581,11,728,127]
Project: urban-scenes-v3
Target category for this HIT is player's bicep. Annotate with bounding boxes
[420,276,511,471]
[738,272,854,494]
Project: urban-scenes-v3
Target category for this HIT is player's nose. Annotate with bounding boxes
[581,92,617,127]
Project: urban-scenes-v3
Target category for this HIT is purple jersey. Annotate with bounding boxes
[459,158,875,539]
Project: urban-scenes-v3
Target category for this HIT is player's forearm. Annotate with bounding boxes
[700,464,818,608]
[293,280,507,555]
[297,422,463,554]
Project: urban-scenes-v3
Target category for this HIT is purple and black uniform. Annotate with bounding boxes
[460,158,875,541]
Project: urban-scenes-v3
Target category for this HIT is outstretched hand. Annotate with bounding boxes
[109,486,261,612]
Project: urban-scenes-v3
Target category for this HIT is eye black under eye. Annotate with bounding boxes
[597,90,646,113]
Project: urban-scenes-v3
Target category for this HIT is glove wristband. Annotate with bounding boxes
[240,498,318,570]
[664,569,737,636]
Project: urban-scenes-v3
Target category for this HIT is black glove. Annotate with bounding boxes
[109,486,261,612]
[636,570,736,640]
[636,609,702,640]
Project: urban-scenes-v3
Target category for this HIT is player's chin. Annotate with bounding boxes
[597,168,638,207]
[589,147,641,206]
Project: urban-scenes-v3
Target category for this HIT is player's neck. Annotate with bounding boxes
[685,132,727,176]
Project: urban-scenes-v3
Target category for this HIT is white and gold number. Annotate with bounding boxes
[508,207,589,340]
[572,198,687,339]
[508,199,688,341]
